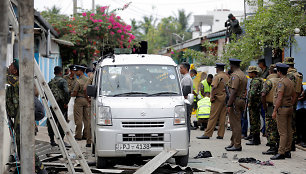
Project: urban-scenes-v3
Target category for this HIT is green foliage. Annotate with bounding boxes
[223,0,305,67]
[41,5,137,64]
[133,9,193,54]
[181,41,218,66]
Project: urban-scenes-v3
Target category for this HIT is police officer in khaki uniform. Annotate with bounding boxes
[271,63,296,160]
[64,65,77,93]
[225,58,248,151]
[71,65,90,145]
[197,63,229,139]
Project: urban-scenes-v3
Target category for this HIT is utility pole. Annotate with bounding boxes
[0,0,8,172]
[92,0,95,12]
[73,0,77,15]
[18,0,35,173]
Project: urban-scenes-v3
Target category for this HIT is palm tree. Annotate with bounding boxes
[176,9,192,32]
[140,15,156,35]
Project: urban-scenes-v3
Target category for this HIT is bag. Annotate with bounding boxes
[34,97,45,121]
[48,78,65,102]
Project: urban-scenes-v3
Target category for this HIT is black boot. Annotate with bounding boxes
[270,153,285,160]
[291,141,296,151]
[246,134,260,145]
[262,146,277,155]
[193,121,198,128]
[244,134,253,140]
[285,151,291,158]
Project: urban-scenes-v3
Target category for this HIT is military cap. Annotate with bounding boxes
[13,58,19,70]
[229,58,241,66]
[215,63,226,68]
[283,57,295,65]
[75,65,87,71]
[276,63,289,69]
[69,65,77,71]
[246,66,259,73]
[257,59,266,64]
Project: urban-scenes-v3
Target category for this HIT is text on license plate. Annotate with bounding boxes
[115,143,151,151]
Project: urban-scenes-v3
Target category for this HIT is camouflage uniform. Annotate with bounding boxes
[262,75,279,146]
[47,75,70,144]
[248,77,263,136]
[6,73,45,173]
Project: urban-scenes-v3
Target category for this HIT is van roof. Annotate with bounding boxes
[99,54,177,67]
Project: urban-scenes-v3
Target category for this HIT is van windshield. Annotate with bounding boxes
[100,65,181,96]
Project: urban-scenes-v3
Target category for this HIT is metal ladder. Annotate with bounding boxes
[33,60,92,174]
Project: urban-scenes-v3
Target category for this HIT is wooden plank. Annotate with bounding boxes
[134,149,177,174]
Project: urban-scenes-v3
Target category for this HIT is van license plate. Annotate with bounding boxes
[115,143,151,151]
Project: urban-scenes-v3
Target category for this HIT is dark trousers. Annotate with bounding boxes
[241,112,248,137]
[296,108,306,143]
[261,105,266,135]
[47,106,67,142]
[186,104,191,142]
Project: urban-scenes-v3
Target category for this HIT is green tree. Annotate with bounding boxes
[223,0,305,67]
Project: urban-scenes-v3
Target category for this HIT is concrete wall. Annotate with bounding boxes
[285,36,306,82]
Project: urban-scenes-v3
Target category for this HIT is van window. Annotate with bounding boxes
[100,65,181,96]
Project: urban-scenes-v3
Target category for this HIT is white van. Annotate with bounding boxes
[87,54,192,168]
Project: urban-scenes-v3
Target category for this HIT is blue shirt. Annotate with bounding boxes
[297,86,306,110]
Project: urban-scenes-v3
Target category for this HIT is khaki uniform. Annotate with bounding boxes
[73,75,90,140]
[64,74,77,93]
[84,73,94,144]
[204,71,229,137]
[273,77,295,154]
[228,69,248,148]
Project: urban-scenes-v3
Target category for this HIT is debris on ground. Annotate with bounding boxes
[193,151,212,159]
[238,157,274,166]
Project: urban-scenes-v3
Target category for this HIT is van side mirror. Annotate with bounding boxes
[87,85,97,98]
[187,94,194,104]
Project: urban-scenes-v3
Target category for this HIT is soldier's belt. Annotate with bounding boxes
[279,105,292,108]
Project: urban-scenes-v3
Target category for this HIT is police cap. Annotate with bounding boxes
[229,58,241,66]
[75,65,87,71]
[69,65,77,71]
[276,63,289,69]
[215,63,226,68]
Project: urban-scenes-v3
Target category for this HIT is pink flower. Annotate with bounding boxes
[82,12,87,17]
[130,34,135,40]
[98,19,103,22]
[93,19,98,23]
[108,25,112,29]
[117,30,122,33]
[171,51,174,54]
[116,16,121,20]
[110,31,115,35]
[125,25,132,31]
[90,13,95,17]
[121,35,124,40]
[102,14,107,17]
[128,39,132,43]
[133,48,136,52]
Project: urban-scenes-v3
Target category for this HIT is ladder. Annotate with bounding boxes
[33,60,92,174]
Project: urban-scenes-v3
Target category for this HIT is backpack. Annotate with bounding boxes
[48,78,65,103]
[34,97,45,121]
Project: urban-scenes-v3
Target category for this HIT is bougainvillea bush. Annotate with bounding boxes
[42,5,137,63]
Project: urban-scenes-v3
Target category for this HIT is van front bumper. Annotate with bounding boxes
[95,118,189,157]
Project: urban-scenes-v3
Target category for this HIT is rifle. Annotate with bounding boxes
[225,85,230,105]
[243,98,248,119]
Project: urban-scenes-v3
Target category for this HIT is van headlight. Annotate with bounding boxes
[97,106,112,126]
[174,105,186,125]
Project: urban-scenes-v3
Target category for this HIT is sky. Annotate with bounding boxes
[34,0,245,24]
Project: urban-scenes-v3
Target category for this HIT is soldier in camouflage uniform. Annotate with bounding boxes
[6,58,47,174]
[262,64,280,155]
[246,66,263,145]
[284,57,303,151]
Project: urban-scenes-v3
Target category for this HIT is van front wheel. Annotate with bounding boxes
[175,153,189,167]
[96,157,108,169]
